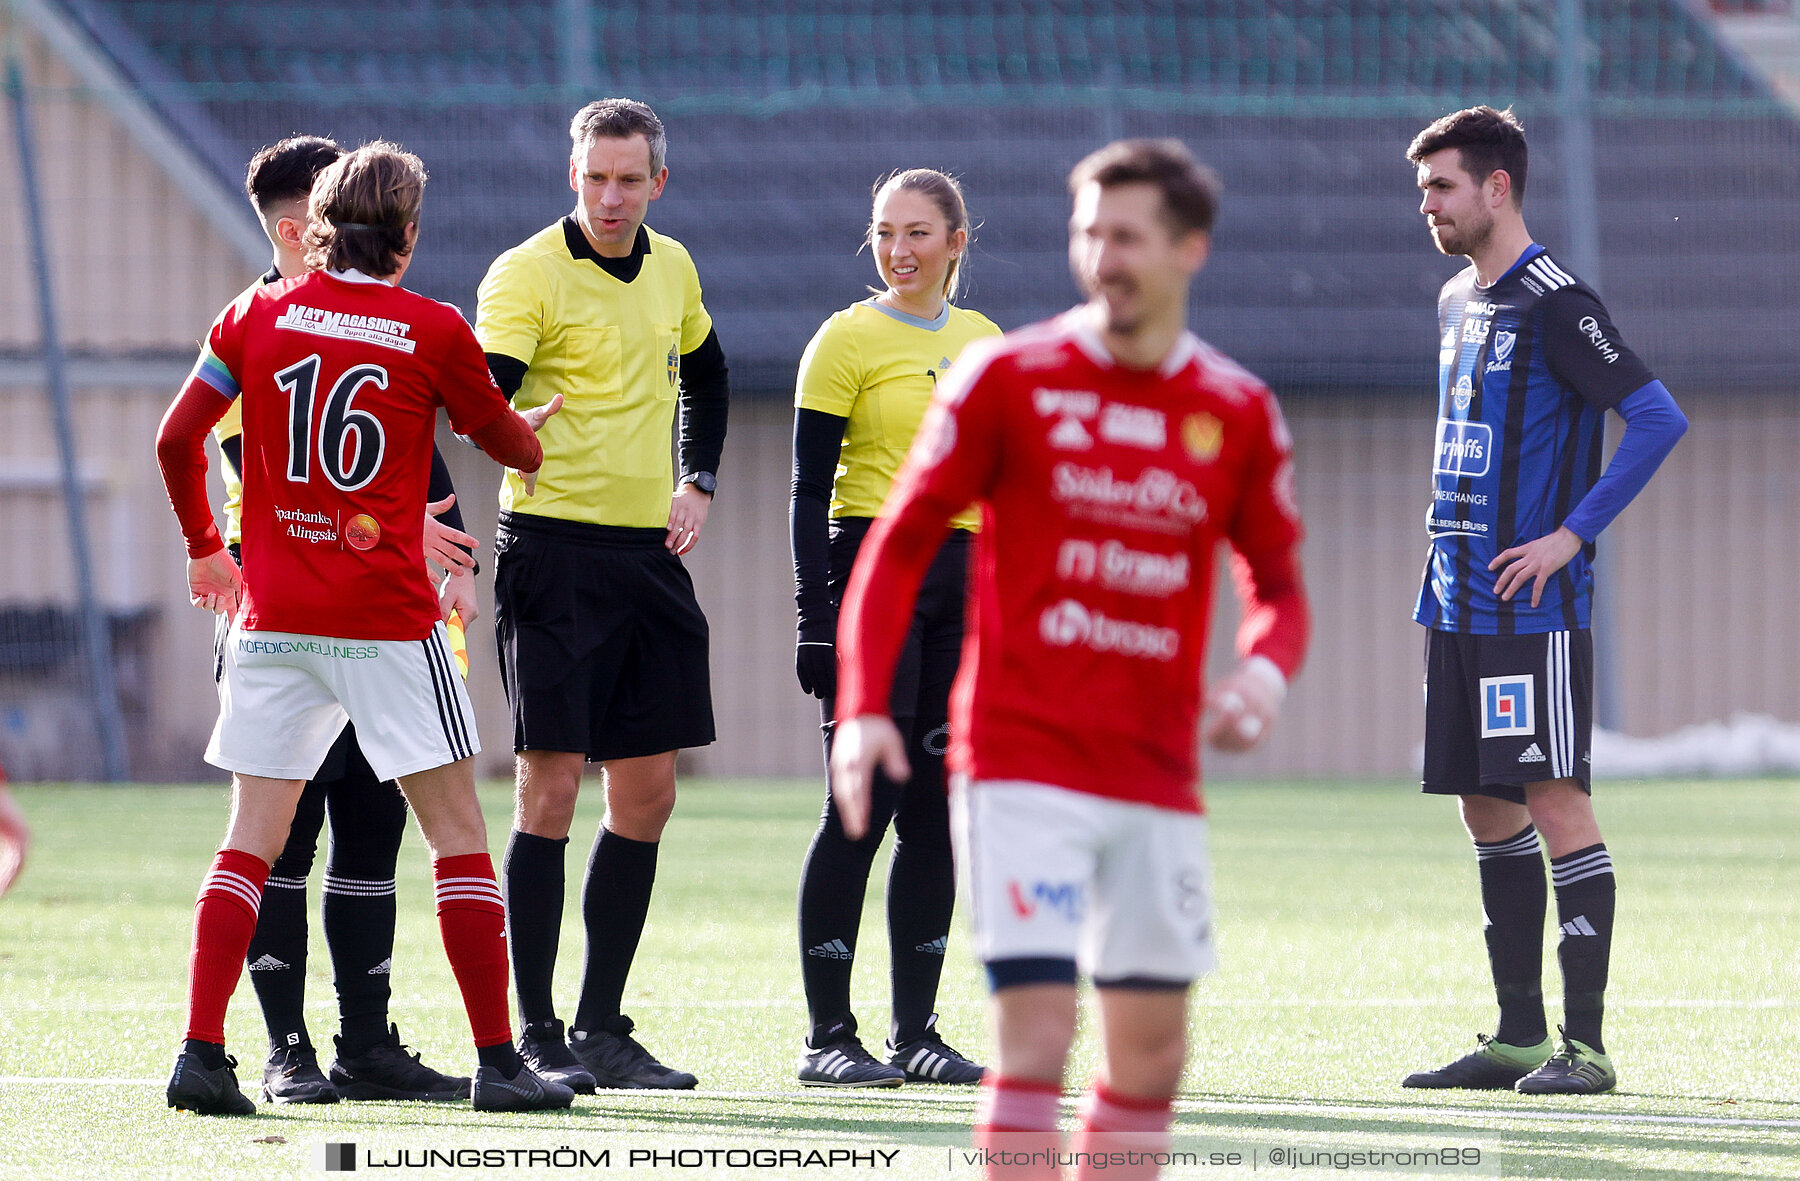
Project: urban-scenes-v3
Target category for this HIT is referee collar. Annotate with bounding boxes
[863,296,950,332]
[563,216,651,284]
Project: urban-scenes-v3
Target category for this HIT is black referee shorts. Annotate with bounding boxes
[494,512,714,762]
[1422,626,1593,803]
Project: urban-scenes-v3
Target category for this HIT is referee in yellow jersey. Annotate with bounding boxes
[790,170,996,1088]
[475,98,727,1092]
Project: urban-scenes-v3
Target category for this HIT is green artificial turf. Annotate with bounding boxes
[1,778,1795,1179]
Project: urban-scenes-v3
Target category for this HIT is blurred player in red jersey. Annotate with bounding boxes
[833,140,1310,1180]
[155,142,568,1115]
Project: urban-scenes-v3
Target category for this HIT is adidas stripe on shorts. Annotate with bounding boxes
[1422,627,1593,803]
[950,778,1216,987]
[208,619,479,782]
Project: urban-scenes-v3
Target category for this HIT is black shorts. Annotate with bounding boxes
[494,512,714,762]
[1422,627,1593,803]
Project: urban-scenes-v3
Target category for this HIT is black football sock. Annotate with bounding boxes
[797,796,882,1041]
[1475,824,1549,1048]
[246,870,311,1052]
[319,747,407,1054]
[321,871,397,1055]
[886,833,955,1046]
[476,1040,525,1078]
[503,830,569,1029]
[184,1038,228,1070]
[1551,843,1615,1054]
[572,828,659,1032]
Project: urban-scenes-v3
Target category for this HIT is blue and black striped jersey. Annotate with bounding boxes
[1415,246,1655,635]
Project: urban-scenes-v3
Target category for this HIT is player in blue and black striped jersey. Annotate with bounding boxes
[1400,107,1687,1098]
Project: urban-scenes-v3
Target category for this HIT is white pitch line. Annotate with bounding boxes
[3,1079,1797,1131]
[6,996,1795,1013]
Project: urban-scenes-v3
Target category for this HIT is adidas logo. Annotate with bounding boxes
[367,957,391,976]
[806,939,854,961]
[248,954,290,971]
[810,1049,857,1080]
[901,1046,957,1081]
[1517,743,1547,764]
[915,936,948,955]
[1560,915,1598,936]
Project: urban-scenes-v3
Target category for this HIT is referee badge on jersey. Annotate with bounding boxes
[1479,675,1535,738]
[667,341,679,387]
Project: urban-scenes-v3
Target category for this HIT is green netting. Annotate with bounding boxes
[83,0,1784,117]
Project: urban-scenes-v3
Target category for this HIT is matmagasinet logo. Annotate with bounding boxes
[314,1142,356,1172]
[1480,675,1535,738]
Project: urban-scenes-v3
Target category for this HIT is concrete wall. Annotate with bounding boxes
[0,379,1781,784]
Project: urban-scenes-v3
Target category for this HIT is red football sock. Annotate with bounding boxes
[975,1074,1064,1181]
[433,853,513,1049]
[183,848,270,1044]
[1072,1083,1173,1181]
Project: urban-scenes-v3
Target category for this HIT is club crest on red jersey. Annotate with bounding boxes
[1181,413,1223,462]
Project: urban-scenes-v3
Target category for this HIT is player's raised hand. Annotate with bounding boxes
[1203,656,1287,753]
[424,495,478,573]
[1489,525,1583,609]
[516,394,563,497]
[519,393,563,433]
[828,715,909,839]
[187,548,243,618]
[665,483,711,555]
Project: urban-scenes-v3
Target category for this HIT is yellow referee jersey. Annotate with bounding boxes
[476,222,713,528]
[795,298,1000,530]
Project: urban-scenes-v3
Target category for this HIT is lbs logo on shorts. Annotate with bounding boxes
[1479,675,1535,738]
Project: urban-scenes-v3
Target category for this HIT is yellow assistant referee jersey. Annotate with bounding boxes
[209,272,273,546]
[476,222,712,528]
[795,298,1000,531]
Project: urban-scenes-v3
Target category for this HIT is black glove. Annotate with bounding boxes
[795,640,837,700]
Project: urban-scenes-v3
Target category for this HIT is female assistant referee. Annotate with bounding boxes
[788,169,998,1088]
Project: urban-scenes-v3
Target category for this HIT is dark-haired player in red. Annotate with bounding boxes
[156,142,567,1115]
[833,140,1309,1180]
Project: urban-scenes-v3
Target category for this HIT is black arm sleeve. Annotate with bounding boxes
[791,407,847,643]
[427,445,464,531]
[484,352,529,399]
[677,328,730,480]
[219,434,242,481]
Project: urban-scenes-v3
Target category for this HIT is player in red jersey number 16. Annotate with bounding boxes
[155,142,567,1116]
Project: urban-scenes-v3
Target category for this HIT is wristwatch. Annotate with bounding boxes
[680,471,717,496]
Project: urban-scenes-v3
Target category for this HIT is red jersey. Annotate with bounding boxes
[838,312,1309,813]
[173,271,515,640]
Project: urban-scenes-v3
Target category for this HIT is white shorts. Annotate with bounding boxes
[951,778,1216,987]
[207,621,479,782]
